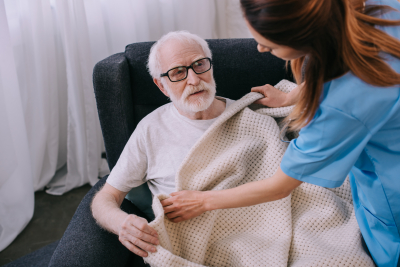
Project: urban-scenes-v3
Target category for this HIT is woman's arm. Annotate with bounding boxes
[251,82,303,107]
[161,167,302,223]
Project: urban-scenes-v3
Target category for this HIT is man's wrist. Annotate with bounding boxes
[111,210,129,235]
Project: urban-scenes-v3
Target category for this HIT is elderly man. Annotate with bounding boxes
[91,31,234,265]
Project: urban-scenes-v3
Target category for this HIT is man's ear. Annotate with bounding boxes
[154,78,170,97]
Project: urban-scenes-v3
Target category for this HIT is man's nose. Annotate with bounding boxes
[186,68,200,85]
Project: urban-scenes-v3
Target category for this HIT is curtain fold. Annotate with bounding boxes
[0,0,34,252]
[0,0,251,252]
[45,0,104,194]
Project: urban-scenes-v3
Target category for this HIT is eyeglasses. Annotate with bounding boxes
[160,57,212,82]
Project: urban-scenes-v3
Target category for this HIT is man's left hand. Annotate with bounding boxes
[161,190,208,223]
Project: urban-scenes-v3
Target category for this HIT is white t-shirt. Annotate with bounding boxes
[107,97,234,196]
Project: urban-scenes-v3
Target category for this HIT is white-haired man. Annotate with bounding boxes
[91,31,234,262]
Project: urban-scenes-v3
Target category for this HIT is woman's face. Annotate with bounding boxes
[246,20,306,61]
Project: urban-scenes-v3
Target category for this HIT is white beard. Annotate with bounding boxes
[163,79,217,114]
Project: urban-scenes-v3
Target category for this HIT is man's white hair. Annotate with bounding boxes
[147,31,212,79]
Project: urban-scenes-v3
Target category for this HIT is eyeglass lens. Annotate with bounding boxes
[168,58,211,81]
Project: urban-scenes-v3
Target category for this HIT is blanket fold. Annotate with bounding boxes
[144,80,374,267]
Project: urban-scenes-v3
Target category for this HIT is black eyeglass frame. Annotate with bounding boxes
[160,57,213,82]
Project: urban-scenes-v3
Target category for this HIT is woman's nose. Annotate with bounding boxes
[257,44,269,53]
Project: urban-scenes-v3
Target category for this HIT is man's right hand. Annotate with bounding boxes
[91,183,160,258]
[118,214,159,257]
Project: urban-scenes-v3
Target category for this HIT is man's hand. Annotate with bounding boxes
[251,84,289,107]
[161,191,208,223]
[91,183,160,257]
[118,214,159,257]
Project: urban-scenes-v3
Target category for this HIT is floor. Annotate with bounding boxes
[0,184,92,266]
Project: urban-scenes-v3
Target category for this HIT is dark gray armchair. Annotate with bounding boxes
[5,38,293,267]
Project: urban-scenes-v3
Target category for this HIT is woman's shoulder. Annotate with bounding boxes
[322,73,400,130]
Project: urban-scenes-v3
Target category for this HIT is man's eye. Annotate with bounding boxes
[170,68,185,77]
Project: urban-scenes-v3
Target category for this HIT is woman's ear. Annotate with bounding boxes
[154,78,169,97]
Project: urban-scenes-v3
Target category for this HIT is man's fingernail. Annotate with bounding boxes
[152,248,157,252]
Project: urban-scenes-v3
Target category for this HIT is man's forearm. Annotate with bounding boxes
[91,189,128,235]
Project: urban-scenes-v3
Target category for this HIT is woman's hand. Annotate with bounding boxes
[251,84,289,107]
[251,82,304,107]
[161,190,209,223]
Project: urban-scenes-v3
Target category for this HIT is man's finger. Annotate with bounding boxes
[130,219,158,237]
[127,235,158,254]
[128,226,159,245]
[121,240,148,257]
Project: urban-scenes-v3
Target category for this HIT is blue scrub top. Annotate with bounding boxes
[280,1,400,266]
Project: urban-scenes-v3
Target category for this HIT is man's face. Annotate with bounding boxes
[158,40,216,114]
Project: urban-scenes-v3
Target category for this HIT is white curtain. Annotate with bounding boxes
[0,0,251,251]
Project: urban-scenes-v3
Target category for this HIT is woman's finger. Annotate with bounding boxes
[165,210,181,220]
[251,86,263,92]
[160,197,174,207]
[251,84,272,94]
[170,191,182,196]
[163,204,178,214]
[251,88,265,95]
[170,217,184,223]
[253,98,268,105]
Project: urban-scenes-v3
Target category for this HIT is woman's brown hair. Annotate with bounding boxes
[241,0,400,131]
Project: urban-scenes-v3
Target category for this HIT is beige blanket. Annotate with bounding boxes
[144,80,374,267]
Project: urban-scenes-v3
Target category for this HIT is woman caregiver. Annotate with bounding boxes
[161,0,400,265]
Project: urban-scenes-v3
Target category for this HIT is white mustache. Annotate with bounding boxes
[182,83,209,100]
